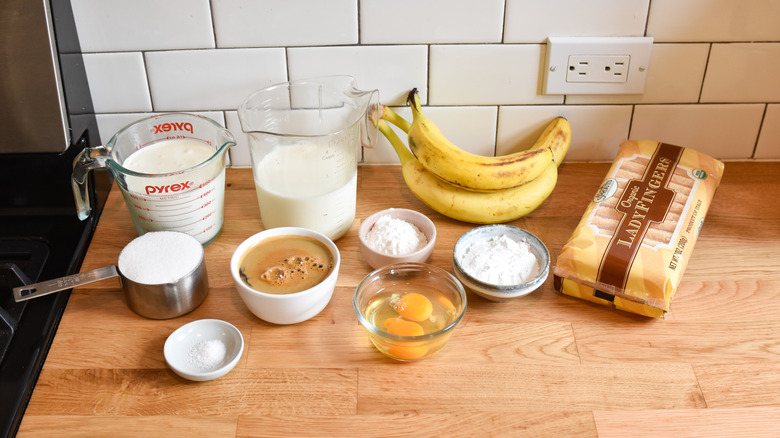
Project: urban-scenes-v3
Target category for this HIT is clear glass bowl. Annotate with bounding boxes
[353,262,467,362]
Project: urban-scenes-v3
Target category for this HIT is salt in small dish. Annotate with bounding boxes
[164,319,243,381]
[359,208,436,270]
[453,225,550,302]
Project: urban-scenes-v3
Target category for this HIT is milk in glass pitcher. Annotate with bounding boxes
[238,76,379,240]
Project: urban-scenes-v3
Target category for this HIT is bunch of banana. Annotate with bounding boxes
[403,89,569,190]
[374,91,571,224]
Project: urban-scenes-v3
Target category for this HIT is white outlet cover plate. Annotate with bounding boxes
[544,36,653,95]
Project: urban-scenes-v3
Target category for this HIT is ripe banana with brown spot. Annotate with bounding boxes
[404,89,570,191]
[377,119,558,224]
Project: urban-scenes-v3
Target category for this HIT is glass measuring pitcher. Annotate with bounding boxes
[72,113,236,246]
[238,76,379,240]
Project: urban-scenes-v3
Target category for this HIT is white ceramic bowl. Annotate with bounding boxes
[358,208,436,270]
[452,225,550,302]
[230,227,340,325]
[163,319,243,381]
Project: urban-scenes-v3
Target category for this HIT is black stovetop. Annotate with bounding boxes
[0,138,110,437]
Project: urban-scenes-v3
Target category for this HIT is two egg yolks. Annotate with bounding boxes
[383,292,433,337]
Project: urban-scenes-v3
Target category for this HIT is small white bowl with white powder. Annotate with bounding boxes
[164,319,243,381]
[359,208,436,270]
[453,225,550,302]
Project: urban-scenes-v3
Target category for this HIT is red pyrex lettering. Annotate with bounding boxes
[145,181,193,195]
[152,122,194,134]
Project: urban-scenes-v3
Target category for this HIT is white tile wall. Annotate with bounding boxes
[630,104,764,159]
[145,48,287,111]
[74,0,780,163]
[701,43,780,103]
[429,45,562,105]
[647,0,780,42]
[755,105,780,160]
[71,0,214,52]
[361,0,504,44]
[212,0,358,47]
[83,53,152,113]
[504,0,649,42]
[287,46,428,106]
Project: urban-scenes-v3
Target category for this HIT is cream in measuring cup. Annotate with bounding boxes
[72,113,236,246]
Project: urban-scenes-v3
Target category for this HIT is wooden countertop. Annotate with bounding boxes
[19,162,780,437]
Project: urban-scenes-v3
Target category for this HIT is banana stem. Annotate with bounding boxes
[407,88,422,120]
[381,106,411,133]
[377,119,414,165]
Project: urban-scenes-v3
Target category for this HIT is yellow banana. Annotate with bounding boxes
[527,116,571,167]
[383,104,571,169]
[378,119,557,224]
[406,89,560,191]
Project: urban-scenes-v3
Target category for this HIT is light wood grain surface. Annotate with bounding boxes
[18,162,780,437]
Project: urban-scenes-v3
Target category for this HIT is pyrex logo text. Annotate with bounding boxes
[152,122,194,134]
[145,181,193,195]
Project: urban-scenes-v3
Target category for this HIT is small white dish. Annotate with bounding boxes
[453,225,550,302]
[164,319,243,381]
[358,208,436,270]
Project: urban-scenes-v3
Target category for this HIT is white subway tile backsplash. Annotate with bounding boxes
[212,0,358,48]
[64,1,780,162]
[429,45,562,106]
[497,105,632,162]
[71,0,214,52]
[504,0,649,43]
[287,46,428,106]
[701,43,780,103]
[647,0,780,42]
[566,44,709,105]
[83,53,152,113]
[145,49,287,111]
[755,105,780,159]
[630,104,764,159]
[360,0,503,44]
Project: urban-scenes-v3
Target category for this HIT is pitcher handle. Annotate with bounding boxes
[71,145,110,220]
[361,89,380,148]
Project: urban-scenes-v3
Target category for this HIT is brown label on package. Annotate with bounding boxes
[597,143,682,291]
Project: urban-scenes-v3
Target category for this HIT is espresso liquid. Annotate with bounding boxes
[239,235,333,294]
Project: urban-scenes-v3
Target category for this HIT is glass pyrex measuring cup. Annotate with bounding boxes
[72,113,236,246]
[238,76,379,241]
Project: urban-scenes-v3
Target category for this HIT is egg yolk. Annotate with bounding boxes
[384,317,424,336]
[437,296,456,318]
[392,292,433,322]
[382,317,429,360]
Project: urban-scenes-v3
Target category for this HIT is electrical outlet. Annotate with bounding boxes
[544,36,653,94]
[566,55,630,83]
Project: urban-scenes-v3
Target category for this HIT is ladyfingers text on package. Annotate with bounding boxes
[554,140,724,318]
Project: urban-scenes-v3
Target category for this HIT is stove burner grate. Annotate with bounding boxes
[0,239,49,364]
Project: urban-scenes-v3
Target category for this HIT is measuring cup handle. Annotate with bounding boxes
[13,266,119,302]
[72,145,110,220]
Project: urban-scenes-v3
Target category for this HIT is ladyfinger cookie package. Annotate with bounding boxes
[554,140,725,318]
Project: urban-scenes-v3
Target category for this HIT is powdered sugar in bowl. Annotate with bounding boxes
[359,208,436,270]
[453,225,550,302]
[164,319,244,381]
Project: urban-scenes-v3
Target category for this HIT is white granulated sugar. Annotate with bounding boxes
[460,234,539,286]
[187,339,227,370]
[118,231,203,284]
[367,214,428,256]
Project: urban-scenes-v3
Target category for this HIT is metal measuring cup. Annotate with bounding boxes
[12,234,209,320]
